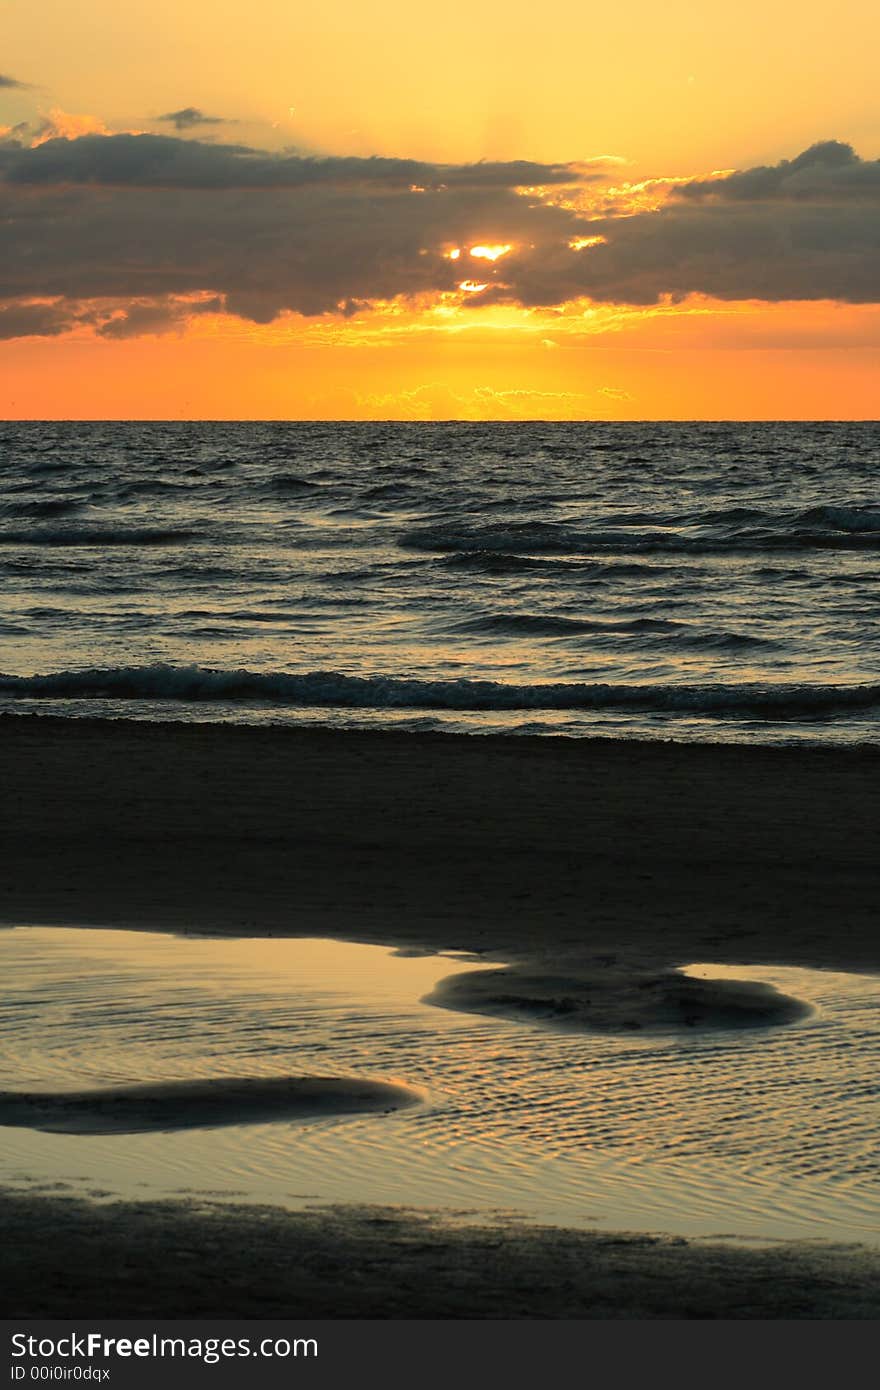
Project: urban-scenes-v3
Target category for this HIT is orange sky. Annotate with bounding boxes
[1,1,878,418]
[2,302,878,421]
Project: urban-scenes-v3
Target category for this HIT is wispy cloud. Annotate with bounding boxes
[355,382,592,420]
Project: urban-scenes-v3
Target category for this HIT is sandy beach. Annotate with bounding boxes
[5,1189,880,1319]
[2,713,879,1316]
[3,713,879,975]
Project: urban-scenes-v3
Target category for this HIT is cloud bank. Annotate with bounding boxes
[0,132,579,189]
[0,133,877,337]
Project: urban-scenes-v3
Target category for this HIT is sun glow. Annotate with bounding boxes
[469,244,513,261]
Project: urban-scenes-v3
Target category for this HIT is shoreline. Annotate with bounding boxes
[3,711,879,1317]
[2,711,879,975]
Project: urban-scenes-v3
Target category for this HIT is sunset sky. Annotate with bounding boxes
[1,0,878,418]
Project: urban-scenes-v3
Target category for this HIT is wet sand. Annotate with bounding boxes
[2,713,879,1315]
[4,1189,880,1319]
[425,961,813,1032]
[0,1076,422,1135]
[2,714,879,979]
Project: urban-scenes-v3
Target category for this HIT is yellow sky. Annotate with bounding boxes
[5,0,879,169]
[2,0,878,418]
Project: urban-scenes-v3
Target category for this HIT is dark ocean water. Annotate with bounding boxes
[1,419,879,743]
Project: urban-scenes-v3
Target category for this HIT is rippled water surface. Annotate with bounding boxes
[2,928,878,1245]
[2,420,880,741]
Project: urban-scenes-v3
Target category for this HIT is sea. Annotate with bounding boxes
[1,419,879,743]
[3,420,880,1249]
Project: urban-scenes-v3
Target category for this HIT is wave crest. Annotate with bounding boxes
[2,664,879,720]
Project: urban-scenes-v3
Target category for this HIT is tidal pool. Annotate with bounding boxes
[1,927,878,1246]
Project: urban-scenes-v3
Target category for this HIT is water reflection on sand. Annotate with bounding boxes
[1,927,878,1246]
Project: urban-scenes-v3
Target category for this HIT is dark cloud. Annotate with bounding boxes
[0,132,581,189]
[0,300,83,339]
[475,143,880,309]
[157,107,228,132]
[0,73,30,90]
[0,295,223,340]
[503,196,880,307]
[0,169,576,316]
[96,296,224,338]
[0,121,29,150]
[677,141,880,201]
[0,136,877,338]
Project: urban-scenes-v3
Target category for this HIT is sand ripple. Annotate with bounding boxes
[1,929,878,1244]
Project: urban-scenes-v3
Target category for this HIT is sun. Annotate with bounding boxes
[469,244,513,261]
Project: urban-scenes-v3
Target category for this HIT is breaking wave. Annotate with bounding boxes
[3,420,880,745]
[2,665,879,720]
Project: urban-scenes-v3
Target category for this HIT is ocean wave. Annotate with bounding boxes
[2,665,878,719]
[438,550,567,574]
[264,474,324,495]
[753,566,814,581]
[401,511,880,556]
[113,479,205,499]
[0,526,200,547]
[401,522,590,555]
[799,505,880,534]
[437,551,680,578]
[447,613,773,649]
[360,482,418,501]
[447,613,623,637]
[1,498,86,520]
